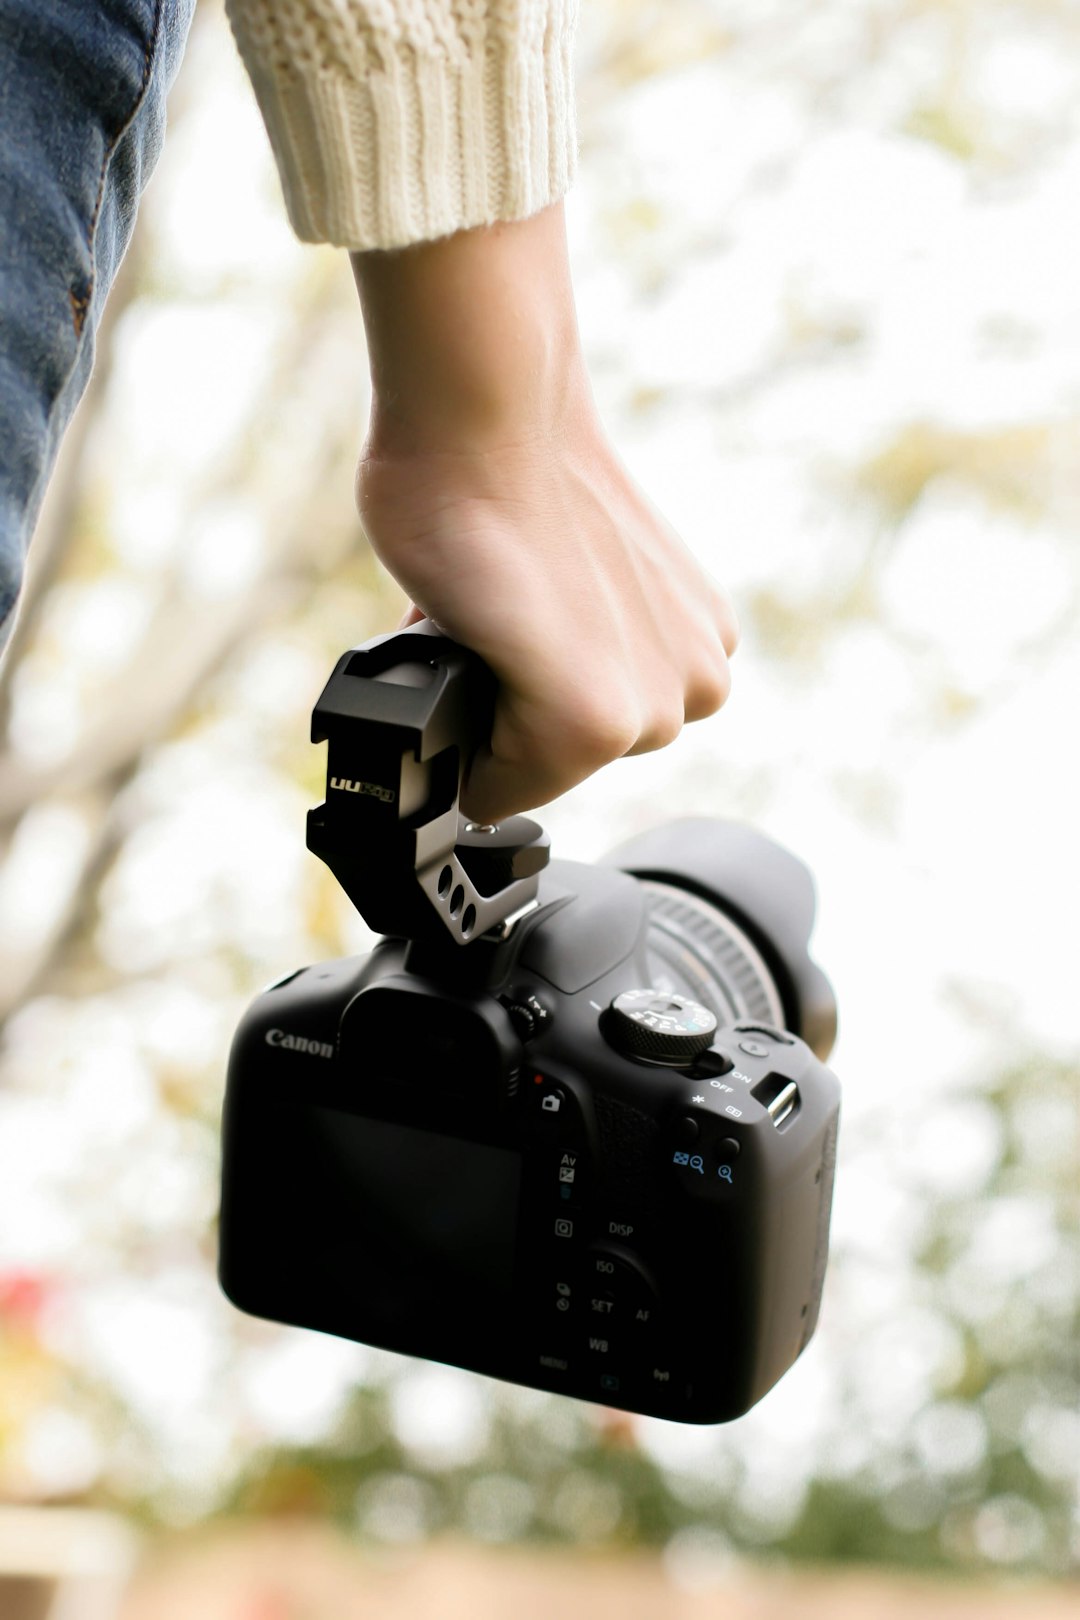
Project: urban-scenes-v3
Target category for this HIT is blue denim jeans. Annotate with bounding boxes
[0,0,195,657]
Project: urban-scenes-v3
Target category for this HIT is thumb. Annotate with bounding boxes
[460,742,563,825]
[460,683,621,823]
[396,600,426,630]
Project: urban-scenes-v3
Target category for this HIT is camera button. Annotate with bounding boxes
[738,1038,770,1059]
[716,1136,741,1161]
[734,1022,794,1046]
[675,1116,700,1144]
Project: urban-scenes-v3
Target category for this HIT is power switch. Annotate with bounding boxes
[751,1074,799,1127]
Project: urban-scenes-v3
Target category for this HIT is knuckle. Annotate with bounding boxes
[685,655,732,722]
[645,704,685,750]
[563,697,640,764]
[710,587,740,655]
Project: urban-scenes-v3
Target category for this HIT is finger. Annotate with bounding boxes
[621,637,733,754]
[683,649,733,724]
[622,702,684,756]
[461,746,573,823]
[396,600,426,630]
[461,688,638,822]
[710,585,740,657]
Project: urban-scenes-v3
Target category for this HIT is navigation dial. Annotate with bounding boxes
[602,989,717,1066]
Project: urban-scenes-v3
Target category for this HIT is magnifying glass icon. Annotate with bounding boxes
[689,1154,704,1174]
[718,1165,734,1185]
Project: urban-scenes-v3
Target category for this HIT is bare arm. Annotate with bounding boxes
[351,201,739,823]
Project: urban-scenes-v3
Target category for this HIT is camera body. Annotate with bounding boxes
[220,625,841,1423]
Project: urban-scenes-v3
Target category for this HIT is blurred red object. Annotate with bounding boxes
[0,1271,52,1329]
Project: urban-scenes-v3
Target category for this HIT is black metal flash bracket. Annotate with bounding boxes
[306,620,550,948]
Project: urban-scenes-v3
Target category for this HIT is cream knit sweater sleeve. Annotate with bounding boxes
[224,0,579,251]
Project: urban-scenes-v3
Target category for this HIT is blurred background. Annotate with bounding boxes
[0,0,1077,1615]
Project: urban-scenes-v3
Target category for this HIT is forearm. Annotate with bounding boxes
[227,5,736,824]
[351,202,593,454]
[349,208,738,823]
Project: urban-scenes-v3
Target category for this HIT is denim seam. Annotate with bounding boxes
[69,0,165,338]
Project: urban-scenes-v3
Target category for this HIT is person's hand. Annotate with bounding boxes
[351,204,738,825]
[356,420,738,824]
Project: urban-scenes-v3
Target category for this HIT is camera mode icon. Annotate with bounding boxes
[554,1218,574,1238]
[541,1094,562,1113]
[672,1151,705,1174]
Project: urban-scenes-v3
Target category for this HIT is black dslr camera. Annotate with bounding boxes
[220,623,841,1423]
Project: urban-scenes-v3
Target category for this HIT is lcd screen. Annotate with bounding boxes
[307,1109,523,1341]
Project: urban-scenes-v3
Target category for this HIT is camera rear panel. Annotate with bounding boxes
[220,942,839,1424]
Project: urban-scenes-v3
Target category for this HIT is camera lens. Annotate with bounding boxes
[639,881,785,1029]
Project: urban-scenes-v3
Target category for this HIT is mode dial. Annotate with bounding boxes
[602,989,717,1066]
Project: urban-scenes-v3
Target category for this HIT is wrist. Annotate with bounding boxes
[351,202,594,455]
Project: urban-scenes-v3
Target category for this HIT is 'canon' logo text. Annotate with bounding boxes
[265,1028,334,1059]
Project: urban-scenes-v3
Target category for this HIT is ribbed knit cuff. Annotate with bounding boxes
[231,10,578,251]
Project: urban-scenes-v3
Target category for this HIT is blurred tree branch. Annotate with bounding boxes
[0,232,366,1021]
[0,258,361,833]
